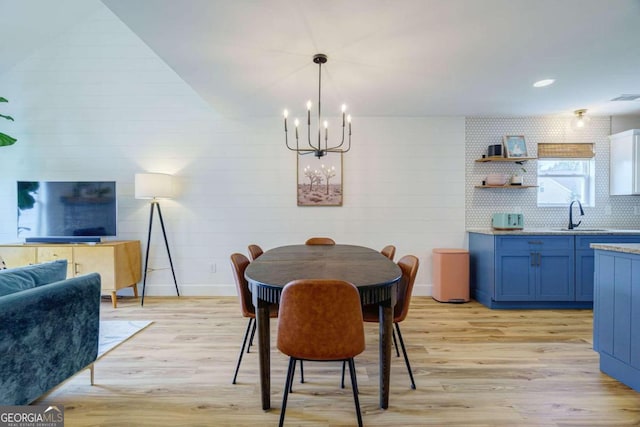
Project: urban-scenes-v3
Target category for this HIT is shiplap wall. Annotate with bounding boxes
[0,4,466,296]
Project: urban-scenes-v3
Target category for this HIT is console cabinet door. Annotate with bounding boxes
[72,242,141,294]
[73,246,116,291]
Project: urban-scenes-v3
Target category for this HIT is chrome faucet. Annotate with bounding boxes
[568,200,584,230]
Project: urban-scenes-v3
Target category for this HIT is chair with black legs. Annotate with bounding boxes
[277,279,365,427]
[341,254,420,390]
[229,253,277,384]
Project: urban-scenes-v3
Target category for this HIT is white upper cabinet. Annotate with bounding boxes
[610,129,640,195]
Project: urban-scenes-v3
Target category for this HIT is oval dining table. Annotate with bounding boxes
[245,244,402,410]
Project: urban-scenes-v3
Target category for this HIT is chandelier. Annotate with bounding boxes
[283,53,352,158]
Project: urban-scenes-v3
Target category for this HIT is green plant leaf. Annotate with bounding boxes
[1,97,16,147]
[18,181,39,210]
[0,132,17,147]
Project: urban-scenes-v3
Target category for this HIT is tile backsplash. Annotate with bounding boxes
[465,116,640,229]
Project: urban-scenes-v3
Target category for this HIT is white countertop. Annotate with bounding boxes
[467,228,640,235]
[591,243,640,255]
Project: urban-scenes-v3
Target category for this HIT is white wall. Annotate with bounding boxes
[0,5,466,296]
[611,115,640,134]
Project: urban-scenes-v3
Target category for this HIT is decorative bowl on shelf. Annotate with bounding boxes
[485,173,510,186]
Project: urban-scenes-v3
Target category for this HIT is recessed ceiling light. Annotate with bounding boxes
[533,79,555,88]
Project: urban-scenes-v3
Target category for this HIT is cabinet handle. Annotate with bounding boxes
[531,252,542,266]
[528,240,542,245]
[74,263,80,275]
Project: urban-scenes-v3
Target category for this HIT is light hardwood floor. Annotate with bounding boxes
[37,297,640,426]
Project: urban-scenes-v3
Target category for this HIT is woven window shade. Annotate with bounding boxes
[537,143,594,158]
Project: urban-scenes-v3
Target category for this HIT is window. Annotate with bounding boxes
[537,143,595,207]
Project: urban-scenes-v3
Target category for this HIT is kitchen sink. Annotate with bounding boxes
[555,228,607,232]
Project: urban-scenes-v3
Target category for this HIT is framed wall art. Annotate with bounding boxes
[503,135,528,158]
[297,153,343,206]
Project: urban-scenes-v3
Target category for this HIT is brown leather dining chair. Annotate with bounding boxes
[247,244,263,261]
[380,245,396,261]
[304,237,336,245]
[229,253,277,384]
[277,279,365,427]
[343,255,419,390]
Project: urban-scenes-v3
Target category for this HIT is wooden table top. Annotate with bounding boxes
[245,244,402,304]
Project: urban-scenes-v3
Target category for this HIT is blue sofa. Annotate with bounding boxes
[0,260,101,405]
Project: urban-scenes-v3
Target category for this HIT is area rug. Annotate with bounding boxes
[98,320,153,359]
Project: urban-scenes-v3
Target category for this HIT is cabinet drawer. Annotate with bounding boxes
[576,234,640,250]
[0,246,37,268]
[37,246,74,277]
[37,246,73,262]
[497,236,573,251]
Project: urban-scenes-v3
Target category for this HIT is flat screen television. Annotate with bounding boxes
[17,181,117,243]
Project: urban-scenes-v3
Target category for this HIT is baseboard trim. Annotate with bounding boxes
[123,283,435,297]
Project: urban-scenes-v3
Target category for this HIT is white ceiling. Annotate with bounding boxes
[3,0,640,119]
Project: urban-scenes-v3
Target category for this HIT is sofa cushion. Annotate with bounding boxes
[0,260,68,297]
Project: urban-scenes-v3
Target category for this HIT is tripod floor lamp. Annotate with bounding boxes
[135,172,180,306]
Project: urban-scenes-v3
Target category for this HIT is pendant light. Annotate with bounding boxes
[572,109,590,129]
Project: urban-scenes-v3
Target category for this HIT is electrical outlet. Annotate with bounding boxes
[605,205,612,215]
[210,263,216,273]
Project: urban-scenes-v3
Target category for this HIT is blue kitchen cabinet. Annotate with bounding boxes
[496,236,574,301]
[575,235,640,301]
[593,247,640,391]
[470,233,587,309]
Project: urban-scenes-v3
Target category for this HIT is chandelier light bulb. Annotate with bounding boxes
[306,101,312,110]
[294,118,299,127]
[341,104,347,112]
[347,115,352,123]
[324,120,328,128]
[283,109,288,118]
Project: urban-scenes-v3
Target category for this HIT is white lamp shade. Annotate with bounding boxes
[135,173,175,199]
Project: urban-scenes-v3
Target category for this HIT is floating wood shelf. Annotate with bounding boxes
[475,156,537,163]
[475,185,538,189]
